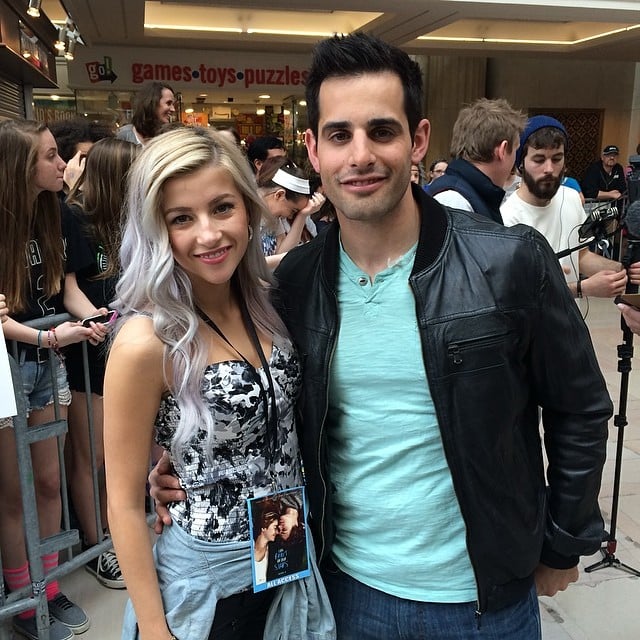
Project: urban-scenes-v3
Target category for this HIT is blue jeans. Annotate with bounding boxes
[322,562,541,640]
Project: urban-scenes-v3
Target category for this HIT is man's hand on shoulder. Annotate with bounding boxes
[534,564,579,597]
[148,450,186,534]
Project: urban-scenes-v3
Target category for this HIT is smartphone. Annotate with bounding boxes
[82,310,118,327]
[616,293,640,311]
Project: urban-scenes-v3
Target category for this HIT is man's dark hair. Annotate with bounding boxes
[305,32,423,138]
[247,136,285,165]
[131,81,174,139]
[521,127,567,166]
[48,118,113,162]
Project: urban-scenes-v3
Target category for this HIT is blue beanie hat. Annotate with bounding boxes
[516,115,567,168]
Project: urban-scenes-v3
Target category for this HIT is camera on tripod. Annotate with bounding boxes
[580,199,621,242]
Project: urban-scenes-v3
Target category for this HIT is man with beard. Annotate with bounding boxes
[502,116,627,300]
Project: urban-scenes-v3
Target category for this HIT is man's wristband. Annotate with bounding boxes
[576,278,583,299]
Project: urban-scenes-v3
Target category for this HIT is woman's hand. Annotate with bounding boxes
[64,150,86,191]
[299,192,326,217]
[51,321,97,347]
[0,294,8,324]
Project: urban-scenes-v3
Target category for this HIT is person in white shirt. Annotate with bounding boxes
[501,116,628,300]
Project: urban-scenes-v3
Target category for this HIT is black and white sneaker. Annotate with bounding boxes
[85,550,125,589]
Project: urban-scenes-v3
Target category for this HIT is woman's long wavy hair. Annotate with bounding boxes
[131,81,174,139]
[67,137,140,279]
[0,120,64,313]
[116,127,287,461]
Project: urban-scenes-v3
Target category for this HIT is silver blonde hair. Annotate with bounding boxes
[116,126,288,461]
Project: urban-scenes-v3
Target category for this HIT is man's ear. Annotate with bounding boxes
[411,118,431,164]
[305,129,320,173]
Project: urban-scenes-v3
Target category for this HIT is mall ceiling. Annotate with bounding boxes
[56,0,640,61]
[41,0,640,105]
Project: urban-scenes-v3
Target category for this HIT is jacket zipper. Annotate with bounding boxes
[447,333,507,366]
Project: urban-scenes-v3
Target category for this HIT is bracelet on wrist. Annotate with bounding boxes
[37,330,43,348]
[576,278,583,299]
[49,326,64,361]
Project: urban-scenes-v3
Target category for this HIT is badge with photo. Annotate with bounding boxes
[247,486,311,592]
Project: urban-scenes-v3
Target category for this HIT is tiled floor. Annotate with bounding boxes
[5,296,640,639]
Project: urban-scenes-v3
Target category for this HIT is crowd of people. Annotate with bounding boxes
[1,30,640,640]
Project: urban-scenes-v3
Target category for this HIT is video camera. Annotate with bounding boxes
[579,199,621,242]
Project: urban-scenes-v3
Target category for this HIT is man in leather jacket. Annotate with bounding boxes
[272,33,611,639]
[150,33,611,640]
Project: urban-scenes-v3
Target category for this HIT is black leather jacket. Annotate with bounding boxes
[274,187,611,613]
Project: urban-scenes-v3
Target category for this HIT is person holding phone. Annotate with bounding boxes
[64,137,140,590]
[0,120,108,640]
[618,296,640,334]
[103,127,305,640]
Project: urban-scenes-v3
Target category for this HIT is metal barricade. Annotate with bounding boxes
[0,313,114,639]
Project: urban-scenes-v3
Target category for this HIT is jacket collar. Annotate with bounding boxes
[319,184,449,284]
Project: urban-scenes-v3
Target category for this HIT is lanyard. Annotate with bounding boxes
[195,301,279,470]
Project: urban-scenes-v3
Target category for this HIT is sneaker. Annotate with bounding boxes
[13,614,74,640]
[47,592,90,634]
[85,549,125,589]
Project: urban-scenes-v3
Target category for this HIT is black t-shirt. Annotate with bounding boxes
[62,203,117,309]
[581,160,627,199]
[13,202,90,324]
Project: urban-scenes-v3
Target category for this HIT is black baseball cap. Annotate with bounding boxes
[603,145,619,155]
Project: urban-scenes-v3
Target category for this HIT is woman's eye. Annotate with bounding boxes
[215,202,234,215]
[169,214,190,225]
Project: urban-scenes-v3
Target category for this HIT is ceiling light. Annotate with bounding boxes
[246,28,333,37]
[283,109,291,116]
[51,95,60,101]
[185,108,194,114]
[298,100,307,107]
[64,38,75,60]
[27,0,41,18]
[145,23,242,34]
[259,94,270,99]
[256,108,266,115]
[54,27,67,51]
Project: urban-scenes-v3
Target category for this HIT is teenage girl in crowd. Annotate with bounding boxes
[0,120,108,640]
[64,137,140,590]
[116,81,176,146]
[256,156,325,257]
[104,127,305,639]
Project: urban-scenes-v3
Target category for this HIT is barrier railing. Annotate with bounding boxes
[0,313,113,639]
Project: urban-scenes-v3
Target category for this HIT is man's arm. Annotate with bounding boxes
[528,234,611,572]
[574,249,627,298]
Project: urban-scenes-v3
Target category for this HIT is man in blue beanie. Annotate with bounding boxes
[502,115,628,300]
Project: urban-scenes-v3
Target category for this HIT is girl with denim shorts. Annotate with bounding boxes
[0,120,109,640]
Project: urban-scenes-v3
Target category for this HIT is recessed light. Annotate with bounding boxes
[258,94,270,99]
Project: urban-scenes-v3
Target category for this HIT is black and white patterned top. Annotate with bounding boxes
[155,340,303,542]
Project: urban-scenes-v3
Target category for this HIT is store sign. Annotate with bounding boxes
[69,47,310,92]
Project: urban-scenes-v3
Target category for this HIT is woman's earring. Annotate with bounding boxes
[248,226,254,241]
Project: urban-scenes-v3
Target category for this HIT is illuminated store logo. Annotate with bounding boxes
[86,56,118,83]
